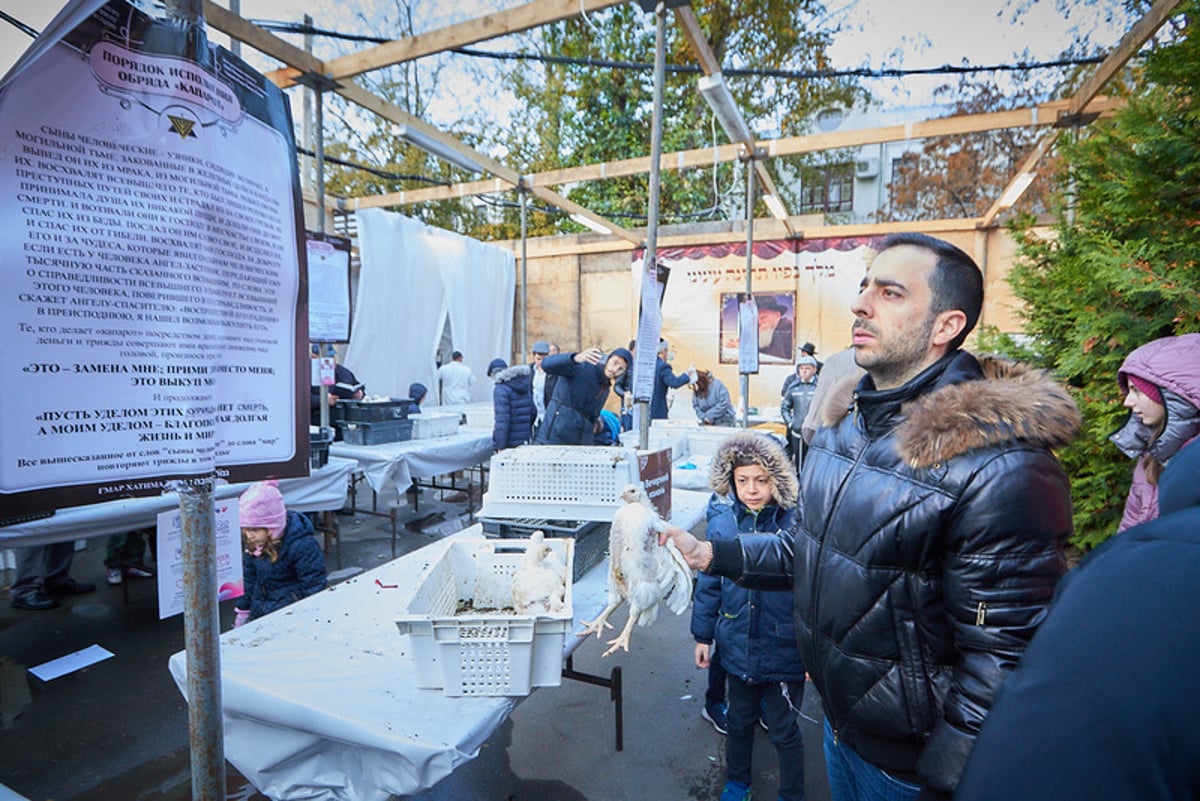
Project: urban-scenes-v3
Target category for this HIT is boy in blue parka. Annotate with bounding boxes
[692,432,806,801]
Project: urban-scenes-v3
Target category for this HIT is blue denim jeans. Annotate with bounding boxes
[727,676,806,801]
[822,720,920,801]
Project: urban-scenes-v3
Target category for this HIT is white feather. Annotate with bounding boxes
[580,483,693,656]
[511,530,567,615]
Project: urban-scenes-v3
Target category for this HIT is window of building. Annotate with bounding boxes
[799,164,854,213]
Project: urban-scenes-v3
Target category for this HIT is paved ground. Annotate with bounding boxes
[0,478,831,801]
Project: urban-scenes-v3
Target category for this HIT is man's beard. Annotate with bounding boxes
[853,313,936,389]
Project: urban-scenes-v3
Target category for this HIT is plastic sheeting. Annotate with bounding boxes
[329,429,494,496]
[348,209,515,405]
[0,457,353,548]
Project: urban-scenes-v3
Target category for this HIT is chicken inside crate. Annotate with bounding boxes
[394,538,574,697]
[481,516,609,582]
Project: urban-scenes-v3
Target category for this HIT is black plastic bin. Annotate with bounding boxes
[337,419,414,446]
[336,398,415,423]
[309,426,334,468]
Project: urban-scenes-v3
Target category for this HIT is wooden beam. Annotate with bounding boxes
[980,0,1179,227]
[201,1,324,76]
[347,98,1121,207]
[1066,0,1182,118]
[335,82,641,245]
[673,5,793,230]
[673,6,721,76]
[490,217,980,258]
[264,0,627,89]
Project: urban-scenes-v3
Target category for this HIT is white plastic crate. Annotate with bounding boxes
[395,538,574,697]
[412,411,461,439]
[481,445,642,521]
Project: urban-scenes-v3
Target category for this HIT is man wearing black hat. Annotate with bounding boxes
[799,341,823,374]
[757,297,794,360]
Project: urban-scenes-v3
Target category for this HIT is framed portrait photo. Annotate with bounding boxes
[719,291,797,365]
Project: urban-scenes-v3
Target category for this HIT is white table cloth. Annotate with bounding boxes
[166,489,709,801]
[0,457,354,549]
[330,428,493,497]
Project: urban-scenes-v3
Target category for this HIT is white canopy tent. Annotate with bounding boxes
[347,208,516,405]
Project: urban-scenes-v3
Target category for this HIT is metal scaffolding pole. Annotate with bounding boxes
[153,3,226,794]
[637,1,668,451]
[741,151,757,429]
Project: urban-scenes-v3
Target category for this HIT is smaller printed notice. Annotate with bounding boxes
[632,255,666,403]
[738,296,760,375]
[155,500,243,620]
[306,234,352,343]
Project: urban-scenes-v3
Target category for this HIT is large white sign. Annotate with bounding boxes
[0,1,309,520]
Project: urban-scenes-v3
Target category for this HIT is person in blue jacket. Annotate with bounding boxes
[955,437,1200,801]
[408,382,428,411]
[692,431,806,801]
[651,339,691,420]
[534,346,631,445]
[233,480,328,627]
[490,359,536,452]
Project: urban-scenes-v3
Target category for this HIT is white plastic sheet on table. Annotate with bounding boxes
[0,457,354,549]
[165,492,711,801]
[329,429,493,497]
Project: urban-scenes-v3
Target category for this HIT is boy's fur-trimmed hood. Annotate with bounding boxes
[819,354,1080,469]
[708,431,798,509]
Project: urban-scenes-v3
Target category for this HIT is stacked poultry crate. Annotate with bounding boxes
[479,445,644,581]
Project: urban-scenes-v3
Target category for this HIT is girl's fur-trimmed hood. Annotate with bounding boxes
[818,354,1080,469]
[708,431,798,509]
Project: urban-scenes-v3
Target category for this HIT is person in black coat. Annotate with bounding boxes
[534,347,631,445]
[955,437,1200,801]
[490,360,537,451]
[310,344,364,428]
[661,234,1079,800]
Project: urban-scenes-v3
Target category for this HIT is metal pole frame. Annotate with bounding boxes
[740,148,759,429]
[637,1,668,451]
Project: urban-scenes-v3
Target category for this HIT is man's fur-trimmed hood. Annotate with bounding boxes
[708,431,798,509]
[818,354,1080,469]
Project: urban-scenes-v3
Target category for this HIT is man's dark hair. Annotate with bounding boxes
[452,350,463,360]
[879,232,983,351]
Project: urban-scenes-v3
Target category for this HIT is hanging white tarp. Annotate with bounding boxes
[348,209,515,405]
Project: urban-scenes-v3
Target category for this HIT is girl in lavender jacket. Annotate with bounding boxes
[1109,333,1200,532]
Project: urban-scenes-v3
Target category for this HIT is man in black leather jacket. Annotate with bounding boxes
[662,233,1079,801]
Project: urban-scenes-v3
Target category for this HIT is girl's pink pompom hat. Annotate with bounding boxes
[238,480,286,539]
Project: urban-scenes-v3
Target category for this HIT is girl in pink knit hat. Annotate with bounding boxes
[233,480,328,627]
[1110,333,1200,532]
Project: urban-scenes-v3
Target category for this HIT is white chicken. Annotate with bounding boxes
[580,483,692,656]
[511,530,567,615]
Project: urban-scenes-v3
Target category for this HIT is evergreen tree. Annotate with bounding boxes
[992,1,1199,548]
